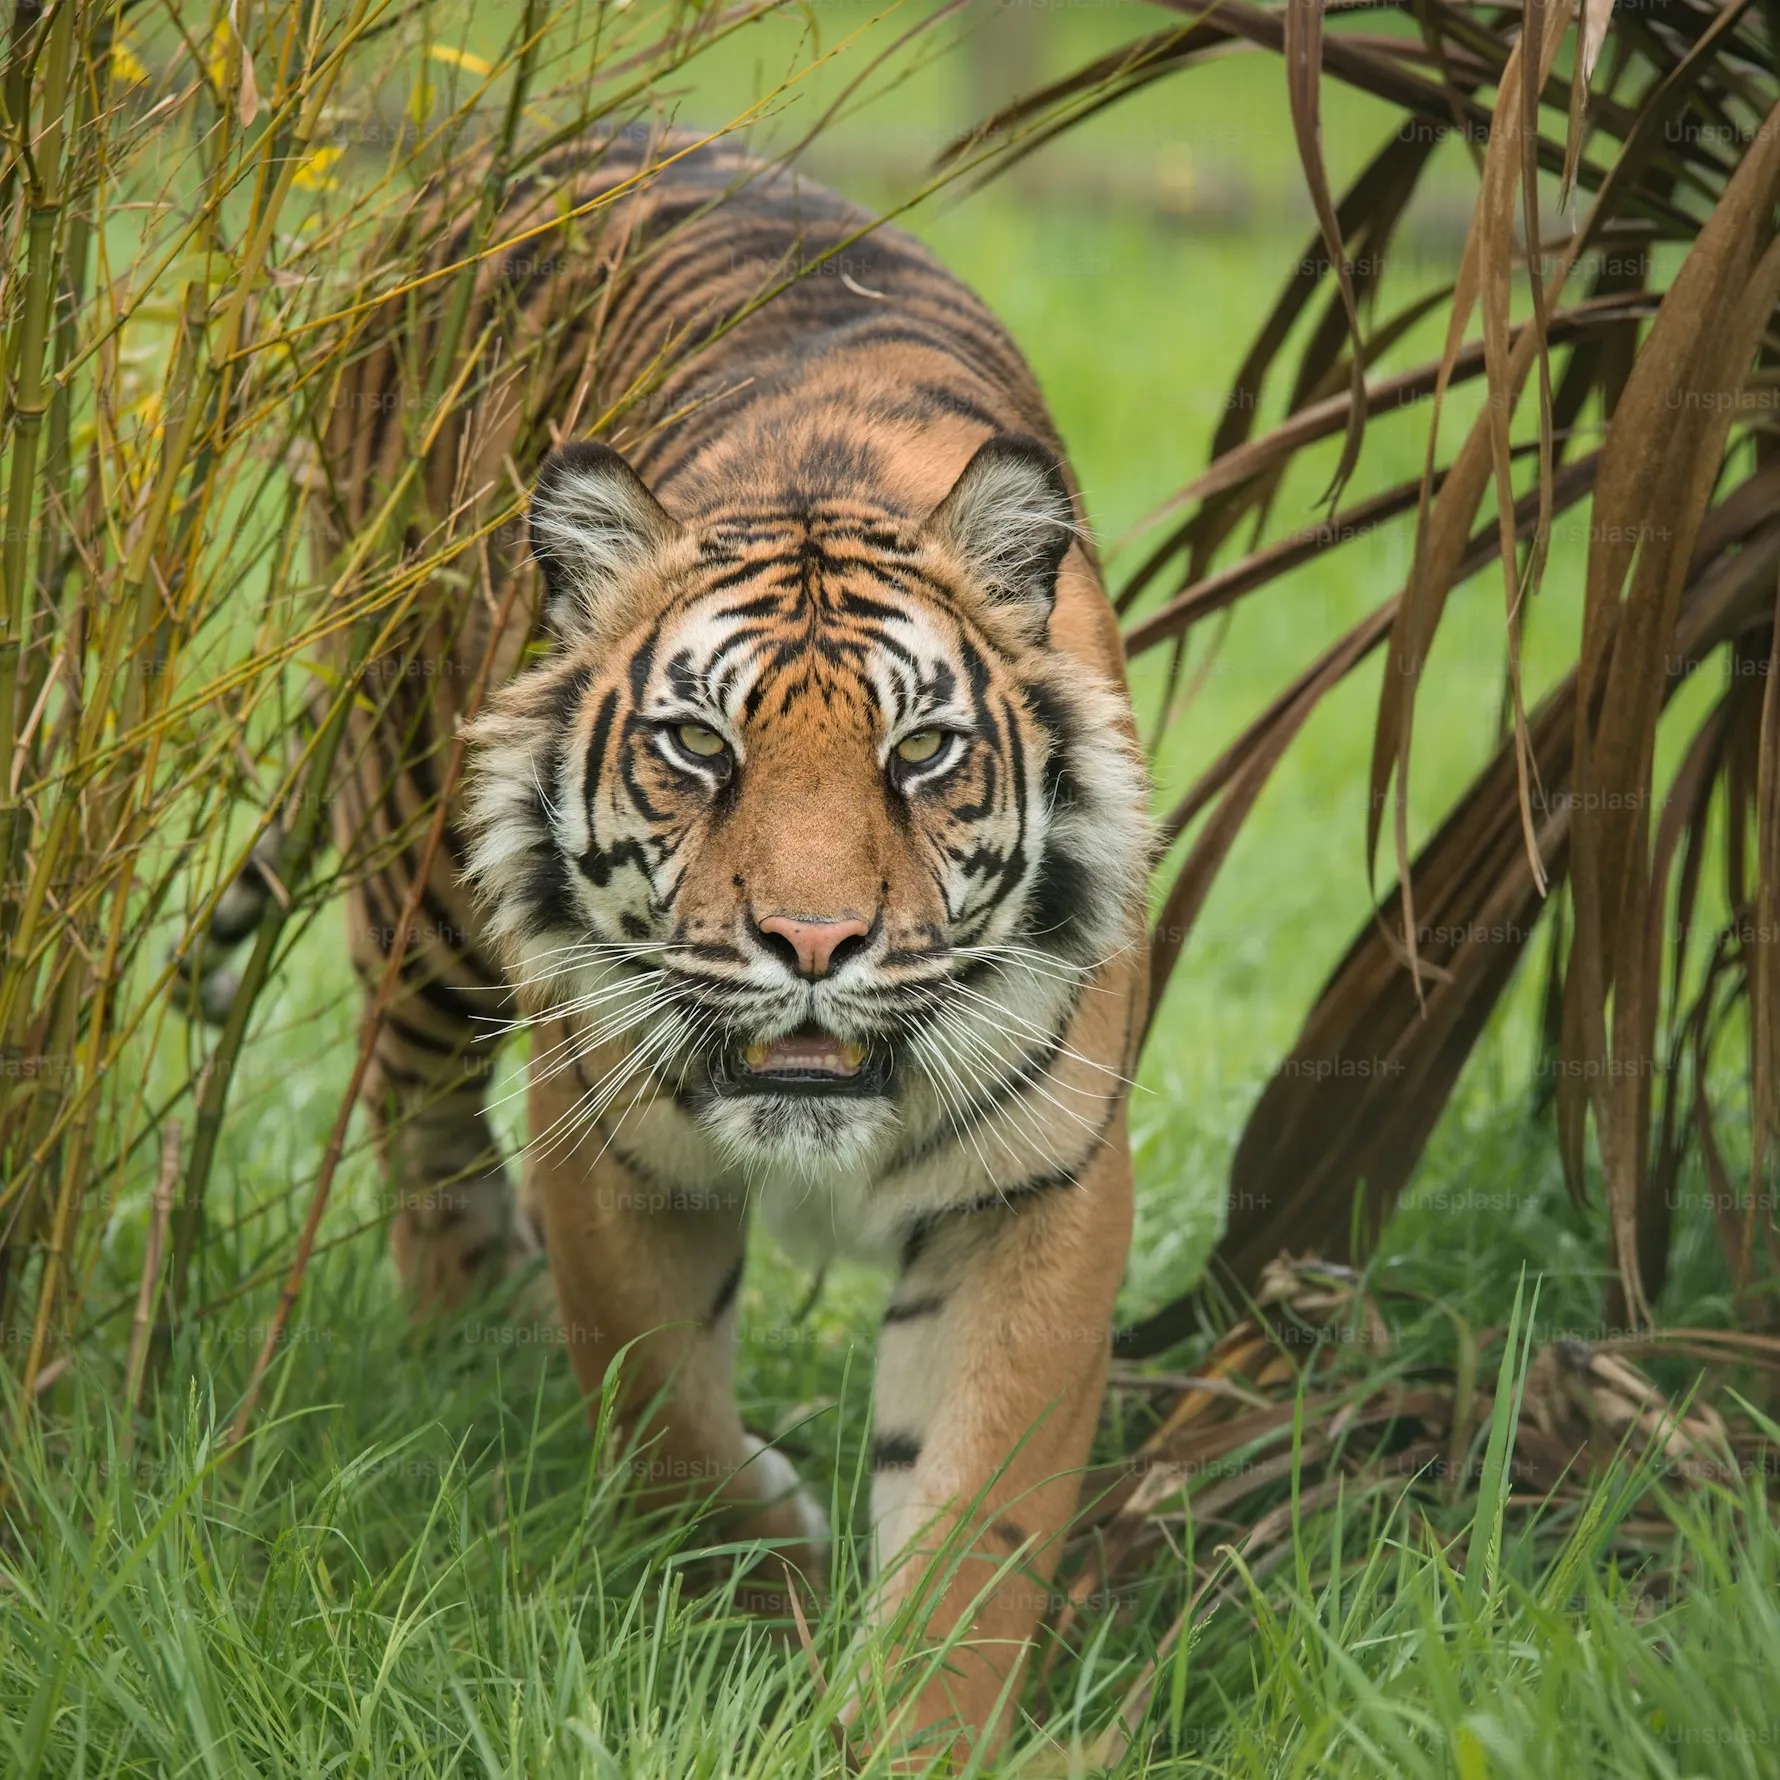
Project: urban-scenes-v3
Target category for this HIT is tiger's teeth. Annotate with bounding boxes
[738,1034,869,1077]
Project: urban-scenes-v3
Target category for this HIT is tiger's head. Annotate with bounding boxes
[463,435,1150,1175]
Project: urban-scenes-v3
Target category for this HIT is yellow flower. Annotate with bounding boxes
[292,145,342,193]
[111,39,150,86]
[206,20,232,89]
[428,44,492,76]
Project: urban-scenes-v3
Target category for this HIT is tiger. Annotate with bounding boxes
[205,128,1152,1758]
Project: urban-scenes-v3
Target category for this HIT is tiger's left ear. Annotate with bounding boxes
[922,435,1080,631]
[528,440,684,640]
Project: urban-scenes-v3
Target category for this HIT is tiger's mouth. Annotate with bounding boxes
[706,1023,893,1098]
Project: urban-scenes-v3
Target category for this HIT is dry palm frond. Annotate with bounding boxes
[948,0,1780,1336]
[1057,1255,1773,1694]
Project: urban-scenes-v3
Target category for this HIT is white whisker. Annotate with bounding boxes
[902,1010,1008,1180]
[937,1005,1114,1147]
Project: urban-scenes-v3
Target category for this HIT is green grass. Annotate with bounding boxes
[8,1141,1780,1776]
[8,9,1778,1774]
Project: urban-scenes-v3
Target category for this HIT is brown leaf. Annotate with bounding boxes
[1373,0,1576,999]
[1128,511,1780,1338]
[1579,0,1616,86]
[1145,597,1397,1034]
[1116,294,1655,609]
[1124,467,1445,659]
[1283,0,1368,509]
[1563,0,1617,200]
[1142,449,1599,1092]
[1566,101,1780,1321]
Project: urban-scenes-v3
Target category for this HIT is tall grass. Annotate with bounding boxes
[0,0,915,1410]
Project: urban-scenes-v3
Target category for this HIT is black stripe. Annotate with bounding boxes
[412,970,486,1027]
[612,213,821,366]
[827,318,1023,395]
[871,1433,922,1470]
[549,662,596,733]
[584,687,619,806]
[381,1011,468,1058]
[1025,843,1094,957]
[891,1132,1113,1255]
[861,382,1006,436]
[599,1127,676,1191]
[518,846,580,940]
[456,1237,501,1274]
[882,1294,947,1325]
[912,380,1008,431]
[644,378,803,471]
[1021,678,1083,812]
[383,853,502,992]
[950,1157,1092,1222]
[706,1258,743,1325]
[697,556,797,598]
[899,1218,933,1273]
[610,236,761,353]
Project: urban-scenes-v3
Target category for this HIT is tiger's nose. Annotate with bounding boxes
[755,914,872,979]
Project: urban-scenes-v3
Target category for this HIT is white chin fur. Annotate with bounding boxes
[699,1093,899,1179]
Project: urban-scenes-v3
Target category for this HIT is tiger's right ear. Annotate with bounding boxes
[528,441,683,639]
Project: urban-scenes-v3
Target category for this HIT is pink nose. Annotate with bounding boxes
[756,914,871,979]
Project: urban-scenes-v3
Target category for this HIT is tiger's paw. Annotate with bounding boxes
[729,1436,831,1615]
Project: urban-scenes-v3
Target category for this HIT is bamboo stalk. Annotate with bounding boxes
[0,0,73,886]
[228,527,531,1451]
[164,305,500,1337]
[168,0,546,1339]
[0,0,891,1414]
[0,501,529,1204]
[15,699,171,1413]
[121,1122,181,1460]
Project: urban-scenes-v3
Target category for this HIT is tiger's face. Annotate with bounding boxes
[465,437,1149,1174]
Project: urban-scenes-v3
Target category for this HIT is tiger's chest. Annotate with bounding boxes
[749,1164,900,1268]
[586,1091,936,1269]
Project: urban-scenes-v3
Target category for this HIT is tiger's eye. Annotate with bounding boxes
[895,730,945,765]
[678,723,728,758]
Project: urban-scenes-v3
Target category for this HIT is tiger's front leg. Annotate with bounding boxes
[525,1036,829,1593]
[861,1120,1134,1761]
